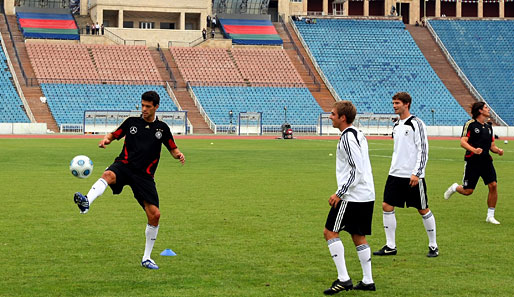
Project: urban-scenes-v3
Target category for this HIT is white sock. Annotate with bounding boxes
[328,238,350,282]
[356,244,373,284]
[383,211,396,249]
[487,207,495,218]
[86,178,108,205]
[143,224,159,261]
[422,211,437,248]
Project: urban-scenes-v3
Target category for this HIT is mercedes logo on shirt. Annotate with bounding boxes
[130,126,138,134]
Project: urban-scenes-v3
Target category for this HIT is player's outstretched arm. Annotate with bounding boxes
[171,148,185,165]
[99,133,114,148]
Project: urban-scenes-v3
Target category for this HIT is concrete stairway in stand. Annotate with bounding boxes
[150,48,214,134]
[407,24,476,120]
[274,21,335,112]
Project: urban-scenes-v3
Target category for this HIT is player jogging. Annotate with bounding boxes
[323,101,376,295]
[73,91,185,269]
[374,92,438,258]
[443,102,504,224]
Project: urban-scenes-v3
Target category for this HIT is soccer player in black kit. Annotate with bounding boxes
[444,102,504,224]
[74,91,185,269]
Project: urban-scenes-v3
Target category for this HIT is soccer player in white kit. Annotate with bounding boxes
[373,92,438,258]
[323,101,376,295]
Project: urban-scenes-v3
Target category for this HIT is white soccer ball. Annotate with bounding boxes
[504,140,508,144]
[70,155,93,179]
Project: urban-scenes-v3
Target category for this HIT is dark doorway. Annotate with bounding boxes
[461,2,478,17]
[349,0,364,15]
[308,0,323,13]
[441,1,456,17]
[483,2,499,17]
[396,2,410,23]
[420,0,436,18]
[506,2,514,17]
[369,0,385,16]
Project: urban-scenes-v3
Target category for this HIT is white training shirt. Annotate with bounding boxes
[389,115,429,178]
[335,126,375,202]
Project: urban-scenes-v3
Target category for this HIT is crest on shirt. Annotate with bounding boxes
[129,126,137,134]
[155,129,163,139]
[404,130,409,136]
[474,128,480,134]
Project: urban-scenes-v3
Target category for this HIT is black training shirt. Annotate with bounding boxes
[461,119,493,161]
[111,116,177,177]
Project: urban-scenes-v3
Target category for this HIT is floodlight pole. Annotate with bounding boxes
[284,105,287,123]
[431,109,435,126]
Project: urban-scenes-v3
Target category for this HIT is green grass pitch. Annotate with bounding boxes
[0,137,513,296]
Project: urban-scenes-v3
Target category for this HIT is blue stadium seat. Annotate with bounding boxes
[192,86,322,126]
[429,20,514,125]
[295,19,469,126]
[0,37,30,123]
[40,84,178,126]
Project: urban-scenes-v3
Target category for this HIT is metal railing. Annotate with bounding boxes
[157,43,177,88]
[279,14,321,92]
[187,80,310,88]
[426,20,507,126]
[168,36,206,48]
[35,77,166,85]
[186,81,217,133]
[2,13,35,86]
[288,16,342,102]
[104,28,146,46]
[166,81,193,134]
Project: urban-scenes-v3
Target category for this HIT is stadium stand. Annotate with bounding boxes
[26,43,175,127]
[170,46,321,128]
[294,18,470,126]
[40,84,177,126]
[218,14,282,45]
[26,43,162,84]
[0,36,30,123]
[429,19,514,126]
[191,86,322,126]
[170,47,302,87]
[15,7,79,40]
[170,47,244,85]
[231,48,303,87]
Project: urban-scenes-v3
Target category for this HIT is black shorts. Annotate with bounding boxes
[106,161,159,209]
[463,158,497,190]
[383,175,428,210]
[325,200,374,235]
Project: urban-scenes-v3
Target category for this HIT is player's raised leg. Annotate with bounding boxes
[73,171,115,214]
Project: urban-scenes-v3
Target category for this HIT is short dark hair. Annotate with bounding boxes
[142,91,160,106]
[334,101,357,124]
[392,92,412,109]
[471,102,486,119]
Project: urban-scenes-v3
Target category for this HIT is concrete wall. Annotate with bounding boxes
[0,123,47,134]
